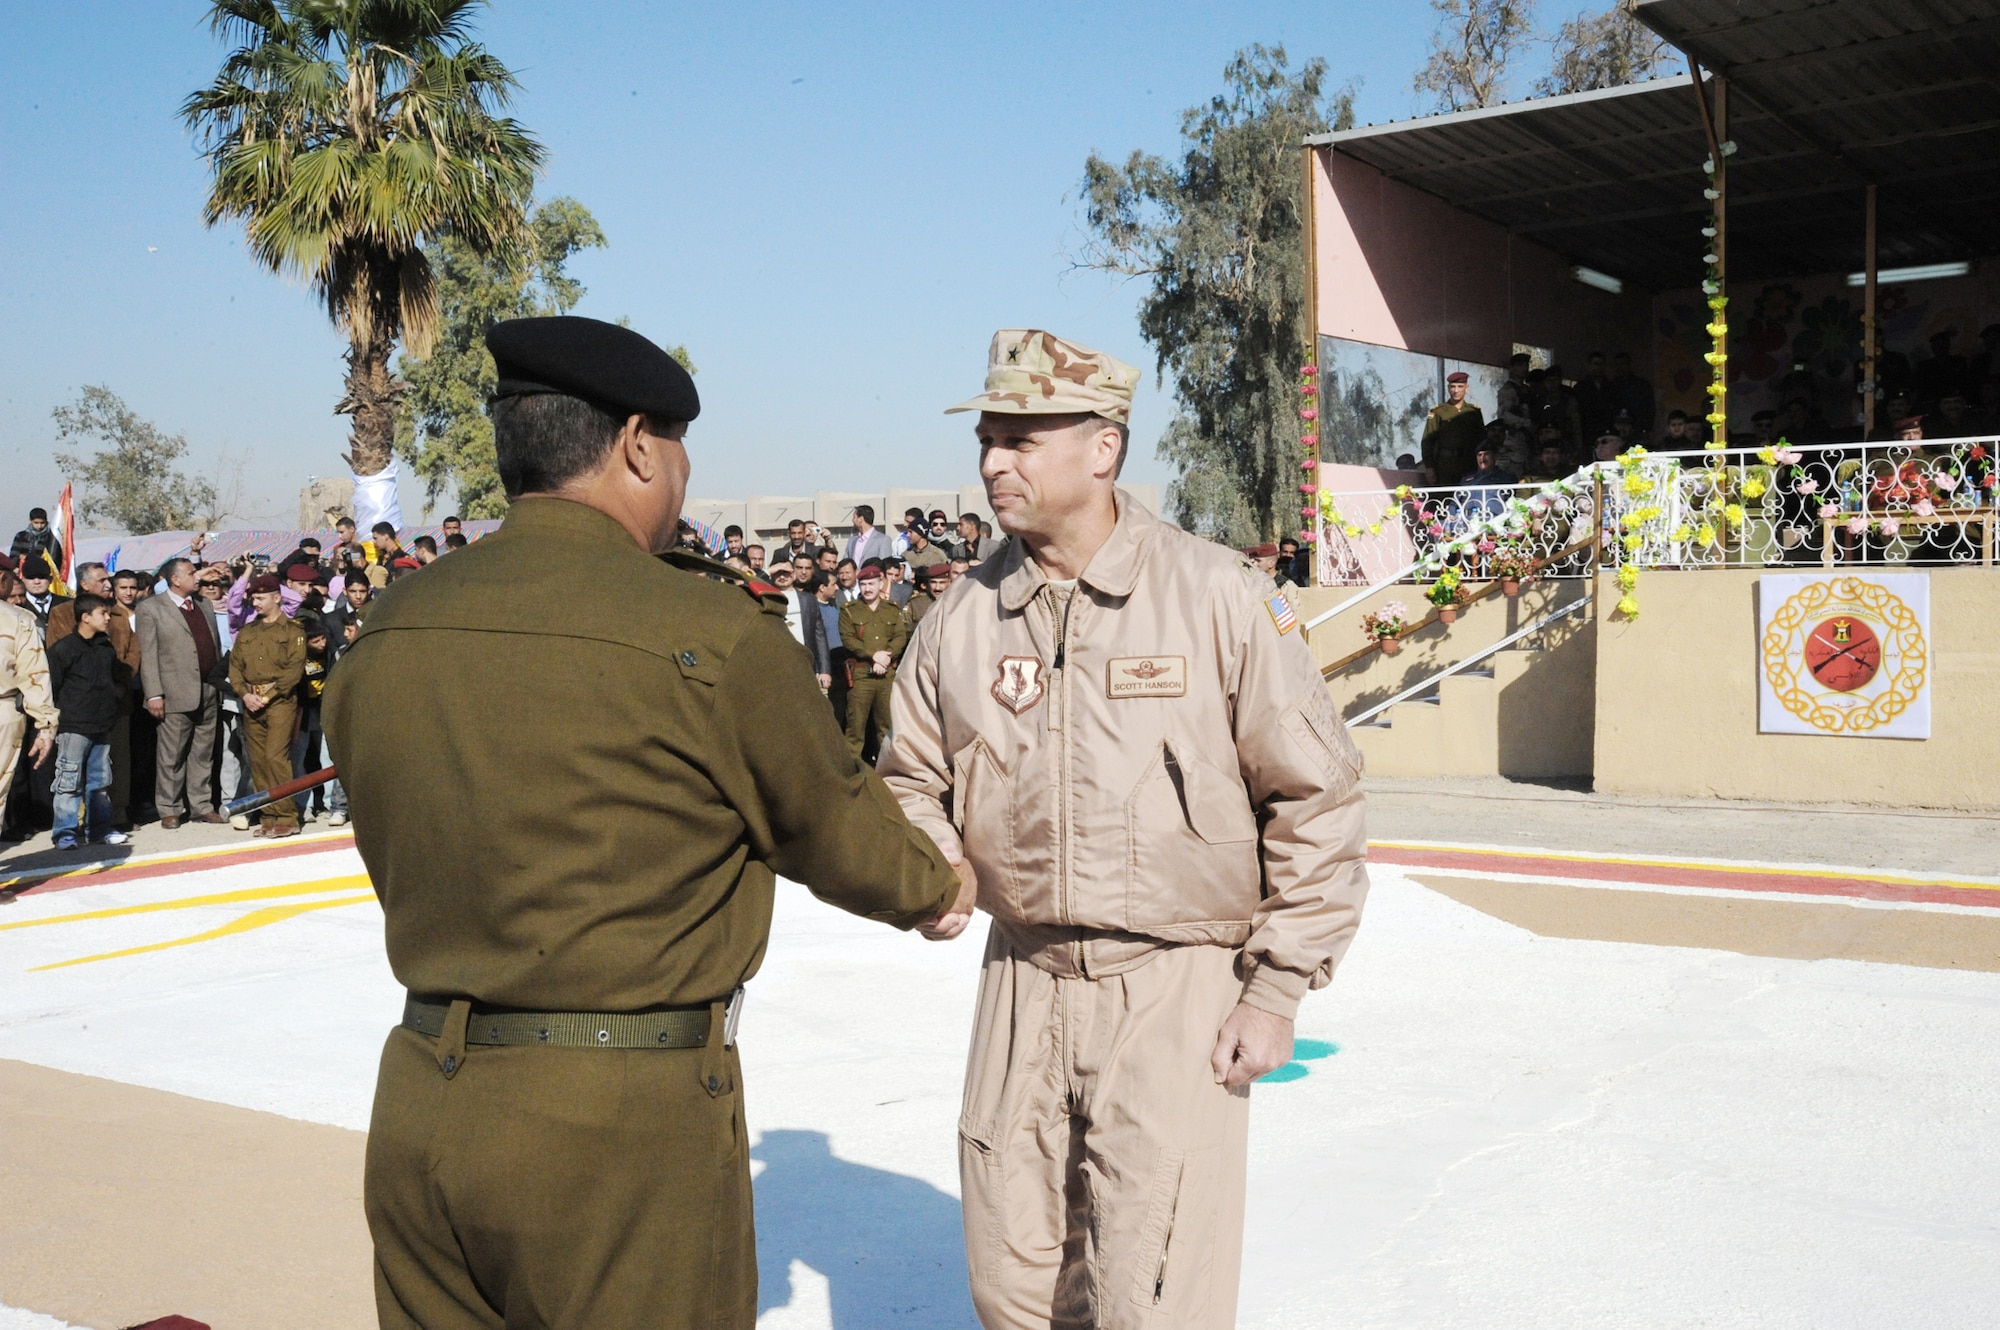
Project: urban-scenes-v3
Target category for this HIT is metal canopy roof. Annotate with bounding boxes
[1305,0,2000,293]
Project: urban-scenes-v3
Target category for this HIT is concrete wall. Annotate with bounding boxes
[1312,147,1653,371]
[1594,567,2000,810]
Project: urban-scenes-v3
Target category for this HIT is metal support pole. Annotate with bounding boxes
[1863,182,1878,439]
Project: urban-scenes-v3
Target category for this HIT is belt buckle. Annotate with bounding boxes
[723,985,745,1047]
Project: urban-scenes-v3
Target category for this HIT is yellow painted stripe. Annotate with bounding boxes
[1367,840,2000,894]
[30,894,378,971]
[0,875,373,933]
[0,831,356,891]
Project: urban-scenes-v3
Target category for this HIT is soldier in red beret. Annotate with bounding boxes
[229,572,306,837]
[1423,370,1484,485]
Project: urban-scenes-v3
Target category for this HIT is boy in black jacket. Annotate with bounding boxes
[46,593,132,849]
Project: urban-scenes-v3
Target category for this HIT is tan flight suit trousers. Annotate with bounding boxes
[959,927,1250,1330]
[0,707,23,819]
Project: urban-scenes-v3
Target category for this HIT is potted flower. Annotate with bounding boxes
[1361,601,1409,655]
[1426,568,1467,624]
[1487,545,1537,596]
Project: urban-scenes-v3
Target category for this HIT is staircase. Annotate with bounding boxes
[1308,581,1596,780]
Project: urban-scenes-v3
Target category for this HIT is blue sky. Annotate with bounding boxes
[0,1,1594,530]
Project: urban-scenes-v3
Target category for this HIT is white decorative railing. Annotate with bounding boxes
[1598,437,1998,572]
[1313,470,1603,590]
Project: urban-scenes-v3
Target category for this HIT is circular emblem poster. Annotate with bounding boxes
[1758,574,1930,738]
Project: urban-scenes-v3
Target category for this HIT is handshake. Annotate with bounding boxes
[917,839,979,942]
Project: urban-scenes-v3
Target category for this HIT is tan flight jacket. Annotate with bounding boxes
[0,602,58,729]
[881,491,1369,1018]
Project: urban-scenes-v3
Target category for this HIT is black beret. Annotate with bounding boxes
[486,316,700,422]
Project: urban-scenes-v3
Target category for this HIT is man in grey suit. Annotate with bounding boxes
[135,557,225,828]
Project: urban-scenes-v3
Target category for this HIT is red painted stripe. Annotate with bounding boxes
[1372,844,2000,910]
[4,835,357,900]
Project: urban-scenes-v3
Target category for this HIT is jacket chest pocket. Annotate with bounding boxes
[951,736,1018,917]
[1124,738,1259,930]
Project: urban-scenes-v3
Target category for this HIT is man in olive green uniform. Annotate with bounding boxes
[324,316,973,1330]
[838,560,907,762]
[229,573,306,838]
[1421,370,1484,486]
[904,565,939,627]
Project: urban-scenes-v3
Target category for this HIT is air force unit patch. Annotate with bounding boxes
[992,655,1046,715]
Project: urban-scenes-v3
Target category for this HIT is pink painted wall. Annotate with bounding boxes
[1313,147,1653,370]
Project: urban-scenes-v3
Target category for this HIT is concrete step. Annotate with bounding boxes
[1345,616,1595,779]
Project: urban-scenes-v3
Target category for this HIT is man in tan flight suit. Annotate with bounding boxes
[881,330,1370,1328]
[0,588,57,851]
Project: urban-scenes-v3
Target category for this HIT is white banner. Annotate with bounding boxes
[1758,573,1930,739]
[350,460,402,534]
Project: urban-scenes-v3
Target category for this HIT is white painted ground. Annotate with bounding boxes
[3,847,1999,1329]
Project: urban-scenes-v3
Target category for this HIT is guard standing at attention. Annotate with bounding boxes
[324,315,974,1330]
[881,329,1370,1329]
[229,573,306,839]
[838,559,908,762]
[1420,369,1484,486]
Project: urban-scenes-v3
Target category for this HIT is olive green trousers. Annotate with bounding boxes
[245,698,297,831]
[845,674,894,762]
[365,1020,754,1329]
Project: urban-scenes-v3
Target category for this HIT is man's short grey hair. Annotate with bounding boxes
[74,561,107,583]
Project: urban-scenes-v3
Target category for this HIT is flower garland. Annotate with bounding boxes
[1315,488,1385,539]
[1699,141,1733,452]
[1297,362,1320,556]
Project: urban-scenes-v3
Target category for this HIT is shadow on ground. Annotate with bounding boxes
[754,1128,976,1328]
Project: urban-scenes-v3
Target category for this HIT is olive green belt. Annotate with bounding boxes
[402,995,722,1049]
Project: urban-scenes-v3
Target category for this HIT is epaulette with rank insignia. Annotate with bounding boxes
[660,549,790,615]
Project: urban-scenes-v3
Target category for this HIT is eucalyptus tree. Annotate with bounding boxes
[182,0,543,478]
[1079,46,1352,542]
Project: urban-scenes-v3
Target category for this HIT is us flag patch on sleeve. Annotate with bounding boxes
[1265,592,1297,634]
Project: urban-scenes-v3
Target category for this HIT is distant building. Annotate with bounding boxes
[299,475,355,529]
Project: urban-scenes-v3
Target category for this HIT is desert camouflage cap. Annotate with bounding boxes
[945,329,1141,425]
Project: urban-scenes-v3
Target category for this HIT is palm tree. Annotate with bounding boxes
[182,0,543,477]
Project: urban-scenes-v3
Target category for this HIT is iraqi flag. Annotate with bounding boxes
[51,482,75,594]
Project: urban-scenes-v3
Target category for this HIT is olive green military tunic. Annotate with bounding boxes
[323,497,959,1329]
[228,615,306,831]
[838,594,908,762]
[1421,399,1485,486]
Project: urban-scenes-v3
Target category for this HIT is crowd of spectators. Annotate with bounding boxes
[1,481,1343,852]
[689,504,1000,763]
[0,511,457,848]
[0,501,1046,848]
[1409,331,2000,495]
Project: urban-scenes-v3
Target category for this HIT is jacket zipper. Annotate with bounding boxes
[1048,584,1085,976]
